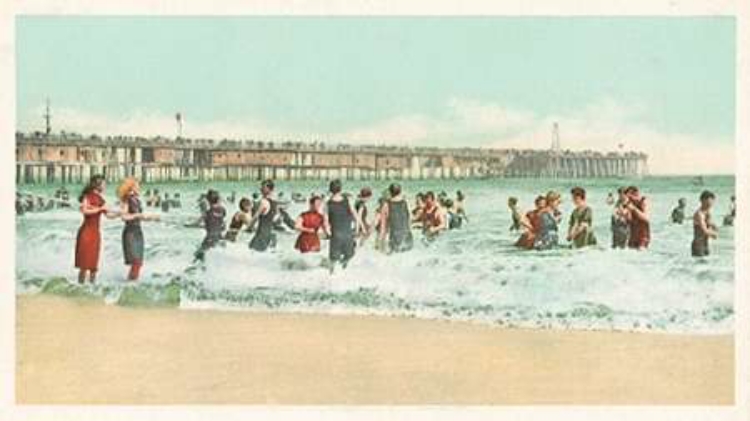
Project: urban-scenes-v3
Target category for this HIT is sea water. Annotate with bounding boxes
[16,176,735,334]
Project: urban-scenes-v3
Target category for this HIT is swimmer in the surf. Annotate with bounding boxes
[418,191,447,242]
[692,190,719,257]
[567,187,597,248]
[248,180,278,252]
[355,187,373,245]
[224,198,252,242]
[378,183,414,253]
[194,189,227,262]
[508,197,522,232]
[723,195,735,227]
[671,198,687,224]
[325,179,361,270]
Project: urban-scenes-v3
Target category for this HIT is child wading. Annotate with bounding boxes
[118,178,159,281]
[567,187,597,248]
[194,189,226,262]
[692,190,719,257]
[74,174,119,284]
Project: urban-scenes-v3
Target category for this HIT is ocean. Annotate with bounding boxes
[16,176,735,334]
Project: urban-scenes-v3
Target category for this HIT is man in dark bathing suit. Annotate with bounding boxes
[326,179,361,271]
[248,180,278,252]
[378,183,414,253]
[194,189,227,262]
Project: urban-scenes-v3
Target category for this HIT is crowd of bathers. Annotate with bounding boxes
[66,174,733,284]
[15,187,73,214]
[70,175,469,283]
[507,186,734,256]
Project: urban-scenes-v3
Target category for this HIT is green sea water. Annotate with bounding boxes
[16,175,735,333]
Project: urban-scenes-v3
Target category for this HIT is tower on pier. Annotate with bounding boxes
[44,98,52,136]
[175,112,183,139]
[550,122,562,178]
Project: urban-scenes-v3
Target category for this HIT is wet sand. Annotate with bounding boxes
[16,295,734,405]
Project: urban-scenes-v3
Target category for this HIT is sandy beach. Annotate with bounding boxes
[16,295,733,405]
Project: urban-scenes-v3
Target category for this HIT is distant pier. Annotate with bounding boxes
[15,131,648,185]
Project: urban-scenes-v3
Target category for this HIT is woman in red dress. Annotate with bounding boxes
[75,174,117,284]
[294,195,326,253]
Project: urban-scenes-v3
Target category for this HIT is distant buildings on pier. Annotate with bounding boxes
[15,131,648,185]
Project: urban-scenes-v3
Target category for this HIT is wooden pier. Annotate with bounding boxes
[15,132,648,185]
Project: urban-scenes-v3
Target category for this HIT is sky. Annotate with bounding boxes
[16,16,735,174]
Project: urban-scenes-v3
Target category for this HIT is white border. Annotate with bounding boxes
[0,1,747,420]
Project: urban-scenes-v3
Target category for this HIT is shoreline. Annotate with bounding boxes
[16,294,734,405]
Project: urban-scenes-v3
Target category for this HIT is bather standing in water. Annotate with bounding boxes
[671,198,687,224]
[418,191,447,242]
[224,198,252,242]
[451,190,468,228]
[326,179,361,270]
[723,195,735,227]
[534,191,561,250]
[508,197,523,232]
[605,192,616,206]
[567,187,597,248]
[611,187,631,249]
[194,189,227,262]
[378,183,414,253]
[625,186,650,250]
[372,196,389,251]
[74,174,119,284]
[248,179,278,252]
[692,190,719,257]
[355,187,373,245]
[161,193,171,213]
[294,195,326,254]
[516,195,545,249]
[118,178,159,281]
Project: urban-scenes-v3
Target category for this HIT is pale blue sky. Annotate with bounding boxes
[16,16,735,164]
